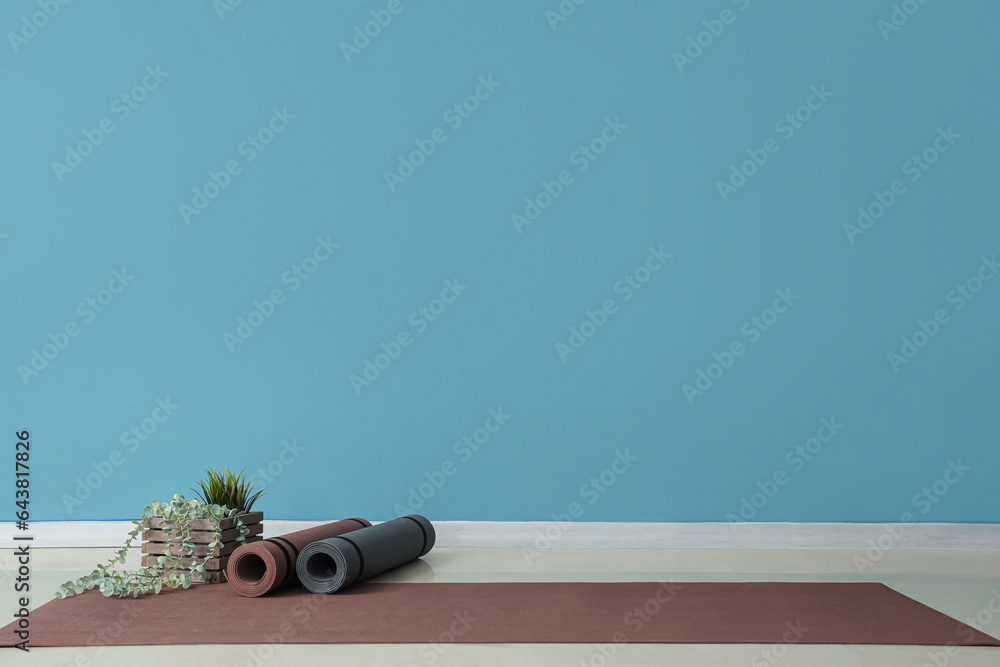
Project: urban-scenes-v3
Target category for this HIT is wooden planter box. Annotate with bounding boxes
[140,511,263,584]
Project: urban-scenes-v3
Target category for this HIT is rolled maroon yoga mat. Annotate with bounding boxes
[227,517,370,597]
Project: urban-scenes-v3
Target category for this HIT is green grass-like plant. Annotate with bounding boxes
[192,466,267,515]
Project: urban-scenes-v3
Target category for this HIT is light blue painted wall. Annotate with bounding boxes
[3,1,998,523]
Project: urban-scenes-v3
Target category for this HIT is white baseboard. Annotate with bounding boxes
[2,521,998,550]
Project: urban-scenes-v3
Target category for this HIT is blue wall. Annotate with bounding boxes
[3,1,998,523]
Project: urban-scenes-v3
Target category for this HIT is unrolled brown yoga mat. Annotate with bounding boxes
[5,582,999,647]
[227,518,371,597]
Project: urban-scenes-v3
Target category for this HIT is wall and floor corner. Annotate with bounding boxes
[1,1,998,533]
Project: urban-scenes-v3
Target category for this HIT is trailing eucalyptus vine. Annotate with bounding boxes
[56,494,250,599]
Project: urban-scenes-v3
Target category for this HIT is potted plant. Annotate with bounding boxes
[191,466,267,518]
[57,468,267,598]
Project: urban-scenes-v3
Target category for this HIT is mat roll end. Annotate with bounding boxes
[298,538,361,595]
[227,543,284,598]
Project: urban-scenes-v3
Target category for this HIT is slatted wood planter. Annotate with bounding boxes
[140,511,263,584]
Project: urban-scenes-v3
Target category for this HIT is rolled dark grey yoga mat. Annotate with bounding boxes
[296,515,435,594]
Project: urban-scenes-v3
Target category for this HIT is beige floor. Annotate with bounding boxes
[1,546,998,666]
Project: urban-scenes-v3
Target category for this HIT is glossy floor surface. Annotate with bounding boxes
[1,546,998,666]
